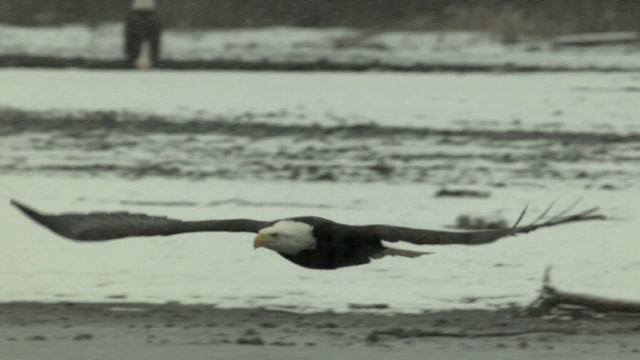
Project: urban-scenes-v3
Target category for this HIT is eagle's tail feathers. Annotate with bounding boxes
[381,246,433,258]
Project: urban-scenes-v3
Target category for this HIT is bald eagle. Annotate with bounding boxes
[10,200,603,270]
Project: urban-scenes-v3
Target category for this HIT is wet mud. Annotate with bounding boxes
[2,302,640,359]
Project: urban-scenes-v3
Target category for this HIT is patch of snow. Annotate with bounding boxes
[0,70,638,132]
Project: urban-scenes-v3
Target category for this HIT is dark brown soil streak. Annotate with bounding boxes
[1,55,638,72]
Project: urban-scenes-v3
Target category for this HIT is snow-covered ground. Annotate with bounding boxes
[1,69,639,131]
[1,69,639,313]
[0,24,639,70]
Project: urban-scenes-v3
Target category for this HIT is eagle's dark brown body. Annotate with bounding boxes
[278,217,384,269]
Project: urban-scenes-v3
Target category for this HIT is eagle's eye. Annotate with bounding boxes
[270,232,280,238]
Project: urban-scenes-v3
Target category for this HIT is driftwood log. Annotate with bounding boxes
[527,267,640,316]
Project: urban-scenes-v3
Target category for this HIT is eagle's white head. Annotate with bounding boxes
[254,220,316,254]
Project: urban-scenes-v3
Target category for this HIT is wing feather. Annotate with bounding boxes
[11,200,270,241]
[363,206,605,246]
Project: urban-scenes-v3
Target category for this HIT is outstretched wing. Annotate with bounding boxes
[361,205,604,246]
[11,200,270,241]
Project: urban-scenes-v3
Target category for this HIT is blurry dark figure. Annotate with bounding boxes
[125,0,161,69]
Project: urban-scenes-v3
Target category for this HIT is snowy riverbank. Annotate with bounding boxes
[1,24,639,71]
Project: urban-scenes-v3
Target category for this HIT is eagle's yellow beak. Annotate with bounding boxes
[254,233,267,249]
